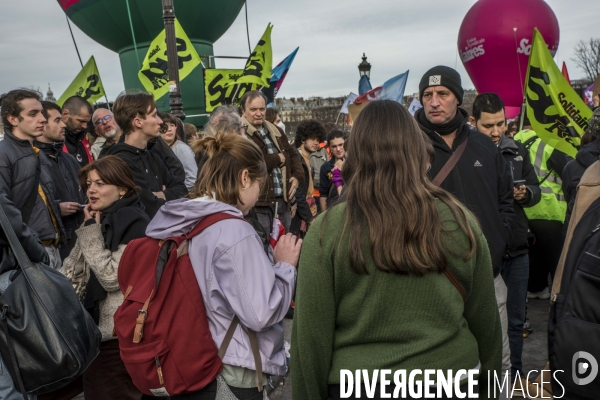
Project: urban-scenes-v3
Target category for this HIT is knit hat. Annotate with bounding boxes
[419,66,464,105]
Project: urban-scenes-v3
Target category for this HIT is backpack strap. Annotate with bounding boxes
[432,137,468,187]
[186,212,246,241]
[218,316,264,391]
[444,268,466,302]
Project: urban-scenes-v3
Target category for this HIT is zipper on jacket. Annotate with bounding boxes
[155,356,165,385]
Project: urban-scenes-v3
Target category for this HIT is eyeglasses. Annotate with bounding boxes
[94,115,112,127]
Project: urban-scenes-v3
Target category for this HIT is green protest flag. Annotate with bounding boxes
[525,28,592,157]
[226,23,273,89]
[138,19,201,100]
[204,69,258,112]
[57,56,105,106]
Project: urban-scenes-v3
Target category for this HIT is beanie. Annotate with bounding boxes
[419,66,464,105]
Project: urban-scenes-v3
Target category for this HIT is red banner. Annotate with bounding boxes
[58,0,81,11]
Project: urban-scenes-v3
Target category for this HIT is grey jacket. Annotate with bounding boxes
[146,197,296,376]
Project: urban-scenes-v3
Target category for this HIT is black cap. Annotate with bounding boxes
[419,66,464,105]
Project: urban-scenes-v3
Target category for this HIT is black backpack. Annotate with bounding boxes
[548,196,600,398]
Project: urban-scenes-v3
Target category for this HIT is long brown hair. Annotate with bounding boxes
[191,133,266,206]
[79,155,138,198]
[338,100,476,275]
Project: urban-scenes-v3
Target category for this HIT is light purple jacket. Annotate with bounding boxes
[146,197,296,376]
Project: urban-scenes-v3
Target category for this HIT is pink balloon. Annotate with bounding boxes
[458,0,560,119]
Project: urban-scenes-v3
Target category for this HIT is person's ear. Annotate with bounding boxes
[468,116,476,126]
[240,169,250,189]
[133,115,143,129]
[6,114,19,127]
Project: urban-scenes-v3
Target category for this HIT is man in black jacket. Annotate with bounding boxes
[61,95,93,168]
[107,92,187,218]
[471,93,541,388]
[415,66,514,392]
[562,107,600,228]
[36,101,86,260]
[0,89,66,272]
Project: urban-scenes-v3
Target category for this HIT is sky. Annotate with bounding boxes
[0,0,598,102]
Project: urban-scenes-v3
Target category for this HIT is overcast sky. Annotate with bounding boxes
[1,0,598,102]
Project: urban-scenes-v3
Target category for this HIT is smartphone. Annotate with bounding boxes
[513,180,526,187]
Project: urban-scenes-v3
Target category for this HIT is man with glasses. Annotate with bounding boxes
[92,108,122,159]
[61,95,93,168]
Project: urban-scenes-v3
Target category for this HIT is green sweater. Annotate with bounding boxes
[291,200,502,399]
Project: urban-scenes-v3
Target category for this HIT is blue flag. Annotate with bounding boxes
[358,75,372,95]
[263,47,299,105]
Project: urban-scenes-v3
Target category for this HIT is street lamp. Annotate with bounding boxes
[162,0,185,120]
[358,53,371,78]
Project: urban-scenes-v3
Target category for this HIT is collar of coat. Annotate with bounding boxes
[242,117,282,150]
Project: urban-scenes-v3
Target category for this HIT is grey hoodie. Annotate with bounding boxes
[146,197,296,376]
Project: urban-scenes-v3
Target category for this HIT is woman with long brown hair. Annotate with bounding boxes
[291,100,502,399]
[61,155,150,399]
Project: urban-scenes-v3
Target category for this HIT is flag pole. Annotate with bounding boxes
[65,16,84,69]
[230,85,242,104]
[126,0,141,69]
[335,113,341,125]
[514,27,527,132]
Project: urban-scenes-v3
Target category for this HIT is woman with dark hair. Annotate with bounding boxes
[291,100,502,399]
[146,133,301,398]
[159,112,198,191]
[61,155,150,399]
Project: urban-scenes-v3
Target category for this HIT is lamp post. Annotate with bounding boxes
[162,0,185,120]
[358,53,371,78]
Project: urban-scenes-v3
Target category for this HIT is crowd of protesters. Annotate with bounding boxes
[0,64,599,400]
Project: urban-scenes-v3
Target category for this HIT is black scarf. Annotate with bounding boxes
[83,194,150,324]
[416,107,467,135]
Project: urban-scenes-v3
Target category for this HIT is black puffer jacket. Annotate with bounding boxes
[416,108,515,277]
[106,142,187,218]
[497,135,541,257]
[562,140,600,228]
[34,140,85,259]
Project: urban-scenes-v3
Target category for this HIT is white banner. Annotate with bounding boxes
[408,97,423,116]
[340,92,358,114]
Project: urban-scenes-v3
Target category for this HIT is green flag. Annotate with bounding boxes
[57,56,105,106]
[204,69,258,112]
[227,23,273,90]
[138,19,201,100]
[525,28,592,157]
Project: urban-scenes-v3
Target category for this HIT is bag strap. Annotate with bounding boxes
[21,157,41,224]
[218,316,264,391]
[432,137,468,187]
[0,200,34,272]
[444,268,466,302]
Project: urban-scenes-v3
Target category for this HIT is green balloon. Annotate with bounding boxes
[59,0,246,126]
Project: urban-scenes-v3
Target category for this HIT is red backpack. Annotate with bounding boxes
[113,212,245,397]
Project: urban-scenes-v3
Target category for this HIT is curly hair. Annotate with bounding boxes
[294,119,327,148]
[0,89,42,131]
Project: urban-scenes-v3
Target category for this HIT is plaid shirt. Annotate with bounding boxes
[257,128,284,197]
